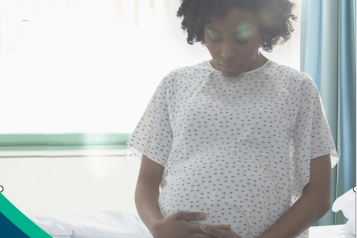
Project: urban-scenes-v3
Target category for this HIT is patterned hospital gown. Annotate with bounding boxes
[127,60,339,238]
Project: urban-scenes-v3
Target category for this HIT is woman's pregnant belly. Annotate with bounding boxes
[158,148,285,238]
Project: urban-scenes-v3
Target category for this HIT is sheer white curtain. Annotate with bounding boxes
[0,0,301,134]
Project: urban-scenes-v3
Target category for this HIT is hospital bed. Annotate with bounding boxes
[0,150,354,238]
[29,210,355,238]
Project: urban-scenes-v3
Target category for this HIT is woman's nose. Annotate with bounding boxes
[221,42,237,61]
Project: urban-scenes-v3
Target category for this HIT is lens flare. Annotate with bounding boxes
[259,3,281,28]
[236,23,254,41]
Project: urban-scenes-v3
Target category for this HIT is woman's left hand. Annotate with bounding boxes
[200,224,242,238]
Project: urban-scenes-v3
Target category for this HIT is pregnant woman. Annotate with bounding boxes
[127,0,339,237]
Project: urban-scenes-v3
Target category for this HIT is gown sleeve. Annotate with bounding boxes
[289,76,339,201]
[126,72,174,167]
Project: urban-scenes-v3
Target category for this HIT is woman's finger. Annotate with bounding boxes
[214,225,231,230]
[186,222,231,233]
[200,224,228,237]
[189,234,220,238]
[176,211,206,221]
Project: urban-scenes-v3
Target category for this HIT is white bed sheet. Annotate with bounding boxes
[29,210,152,238]
[30,211,354,238]
[309,225,355,238]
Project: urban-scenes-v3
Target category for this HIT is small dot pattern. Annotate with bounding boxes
[127,60,339,238]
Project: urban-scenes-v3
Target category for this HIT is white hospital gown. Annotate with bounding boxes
[127,60,339,238]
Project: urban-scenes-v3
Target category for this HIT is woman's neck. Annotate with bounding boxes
[245,53,269,72]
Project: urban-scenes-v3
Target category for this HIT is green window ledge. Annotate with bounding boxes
[0,133,131,151]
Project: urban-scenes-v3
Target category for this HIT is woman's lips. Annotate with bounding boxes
[220,64,240,73]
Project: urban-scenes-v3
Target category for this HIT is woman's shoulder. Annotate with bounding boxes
[271,61,315,84]
[161,61,212,84]
[269,62,320,99]
[166,61,211,76]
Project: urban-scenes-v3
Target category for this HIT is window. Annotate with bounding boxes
[0,0,301,135]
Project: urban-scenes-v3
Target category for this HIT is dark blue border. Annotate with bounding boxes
[0,211,30,238]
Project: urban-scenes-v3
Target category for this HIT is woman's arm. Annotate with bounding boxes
[258,154,332,238]
[135,154,164,233]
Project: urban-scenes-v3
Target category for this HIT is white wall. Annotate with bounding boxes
[0,154,141,216]
[0,0,301,134]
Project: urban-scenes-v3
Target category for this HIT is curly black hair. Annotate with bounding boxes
[177,0,297,52]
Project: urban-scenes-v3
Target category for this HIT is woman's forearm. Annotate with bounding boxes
[135,182,163,233]
[257,192,330,238]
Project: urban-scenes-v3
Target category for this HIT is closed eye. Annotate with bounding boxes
[209,36,223,42]
[236,39,249,44]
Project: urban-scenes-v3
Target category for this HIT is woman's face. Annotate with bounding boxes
[204,7,262,77]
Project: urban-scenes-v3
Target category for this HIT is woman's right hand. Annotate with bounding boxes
[151,211,231,238]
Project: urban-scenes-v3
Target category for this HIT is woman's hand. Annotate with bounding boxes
[200,224,242,238]
[151,211,231,238]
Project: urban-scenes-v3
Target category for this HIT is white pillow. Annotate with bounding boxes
[29,216,72,237]
[332,187,355,236]
[344,219,355,236]
[32,210,153,238]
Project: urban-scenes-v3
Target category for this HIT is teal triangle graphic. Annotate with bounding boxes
[0,211,30,238]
